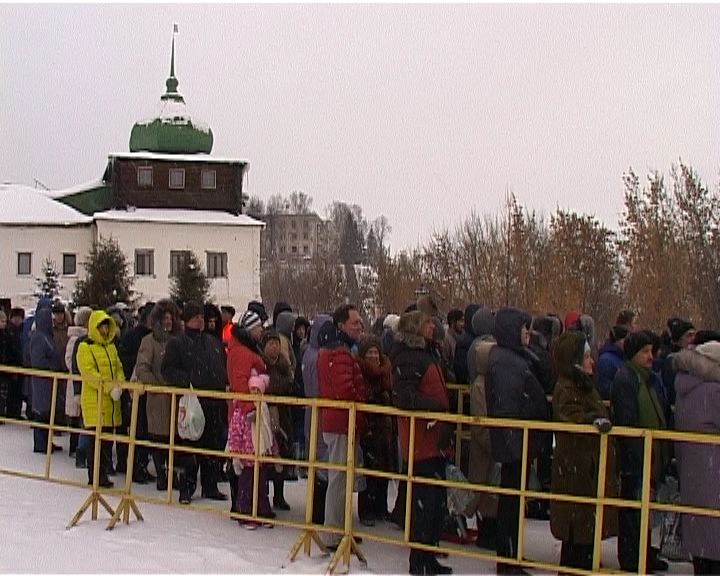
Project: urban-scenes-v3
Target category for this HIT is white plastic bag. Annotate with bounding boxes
[178,388,205,441]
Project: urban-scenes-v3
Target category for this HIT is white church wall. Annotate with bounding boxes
[94,219,261,309]
[0,225,93,311]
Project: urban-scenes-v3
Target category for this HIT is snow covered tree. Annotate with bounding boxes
[35,258,62,301]
[72,236,133,309]
[169,251,210,308]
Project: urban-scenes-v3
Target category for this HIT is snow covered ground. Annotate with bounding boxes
[0,419,694,574]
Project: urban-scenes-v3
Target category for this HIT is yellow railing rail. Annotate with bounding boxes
[1,364,718,574]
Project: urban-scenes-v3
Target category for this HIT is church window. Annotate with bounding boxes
[291,245,298,254]
[201,169,216,190]
[137,167,153,187]
[170,250,191,277]
[303,245,309,254]
[62,254,77,276]
[206,252,227,278]
[17,252,31,276]
[135,249,154,276]
[169,169,185,189]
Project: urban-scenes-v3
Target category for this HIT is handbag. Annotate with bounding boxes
[177,386,205,441]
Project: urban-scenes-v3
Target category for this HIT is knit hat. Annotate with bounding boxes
[239,309,263,332]
[51,301,66,314]
[609,325,629,343]
[73,306,93,329]
[358,335,382,359]
[182,301,204,323]
[554,331,586,379]
[260,330,280,350]
[564,310,582,331]
[668,318,695,343]
[248,370,269,394]
[624,330,654,361]
[247,301,268,323]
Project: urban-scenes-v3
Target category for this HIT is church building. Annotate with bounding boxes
[0,34,263,312]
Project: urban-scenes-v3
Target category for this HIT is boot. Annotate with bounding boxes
[312,477,327,525]
[358,489,375,526]
[273,479,290,510]
[75,447,87,469]
[153,452,168,491]
[475,515,497,551]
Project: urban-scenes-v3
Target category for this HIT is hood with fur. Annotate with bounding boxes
[471,307,495,339]
[396,310,430,350]
[275,310,297,338]
[673,346,720,384]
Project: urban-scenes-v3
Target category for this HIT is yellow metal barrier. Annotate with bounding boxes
[2,364,720,575]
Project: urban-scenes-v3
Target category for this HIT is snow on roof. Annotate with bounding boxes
[109,151,249,165]
[0,183,93,226]
[43,178,106,199]
[135,97,211,134]
[94,208,265,227]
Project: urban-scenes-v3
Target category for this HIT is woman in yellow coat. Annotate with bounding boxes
[77,310,124,487]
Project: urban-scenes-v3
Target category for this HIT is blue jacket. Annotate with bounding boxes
[29,308,62,416]
[597,341,624,400]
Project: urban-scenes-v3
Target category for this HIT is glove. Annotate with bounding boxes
[593,417,612,434]
[232,458,243,475]
[245,411,256,425]
[110,386,122,402]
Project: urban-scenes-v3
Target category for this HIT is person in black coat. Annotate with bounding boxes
[452,304,481,385]
[0,310,22,419]
[611,330,669,573]
[161,301,229,504]
[486,307,547,575]
[6,308,25,419]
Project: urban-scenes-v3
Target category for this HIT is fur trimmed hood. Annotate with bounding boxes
[673,345,720,383]
[396,310,430,350]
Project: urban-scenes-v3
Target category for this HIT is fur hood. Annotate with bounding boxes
[673,345,720,383]
[396,310,430,350]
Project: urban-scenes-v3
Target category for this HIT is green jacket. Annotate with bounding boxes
[78,310,124,427]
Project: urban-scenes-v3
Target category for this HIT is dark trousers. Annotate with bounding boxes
[116,392,151,474]
[359,475,390,521]
[196,398,226,493]
[560,528,594,571]
[236,463,272,517]
[618,473,651,572]
[31,411,51,452]
[496,460,523,563]
[4,376,23,419]
[409,457,446,567]
[391,462,409,528]
[149,433,170,486]
[67,416,81,455]
[86,426,114,484]
[693,556,720,575]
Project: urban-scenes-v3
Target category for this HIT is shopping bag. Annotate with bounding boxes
[445,462,475,517]
[178,387,205,441]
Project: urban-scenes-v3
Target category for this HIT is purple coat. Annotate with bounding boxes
[673,347,720,561]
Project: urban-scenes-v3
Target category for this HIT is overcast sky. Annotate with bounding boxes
[1,4,718,252]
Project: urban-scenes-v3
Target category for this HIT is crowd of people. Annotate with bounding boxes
[0,295,719,575]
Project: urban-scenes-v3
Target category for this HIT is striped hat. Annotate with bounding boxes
[239,310,262,331]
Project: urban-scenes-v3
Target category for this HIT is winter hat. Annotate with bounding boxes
[694,341,720,365]
[609,325,629,343]
[564,310,582,331]
[358,335,382,360]
[417,294,439,318]
[668,318,695,343]
[51,301,66,314]
[239,309,262,332]
[73,306,93,329]
[471,307,495,339]
[260,330,281,350]
[624,330,654,361]
[182,301,204,323]
[247,301,268,323]
[532,316,555,344]
[383,314,400,333]
[694,330,720,346]
[248,369,269,394]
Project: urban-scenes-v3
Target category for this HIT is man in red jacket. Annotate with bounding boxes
[318,304,368,550]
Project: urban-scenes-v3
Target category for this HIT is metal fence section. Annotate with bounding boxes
[1,364,719,574]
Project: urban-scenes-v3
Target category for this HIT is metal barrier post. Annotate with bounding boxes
[591,433,609,572]
[327,403,366,574]
[68,379,115,528]
[107,385,144,529]
[403,414,417,545]
[44,376,59,479]
[516,427,529,568]
[637,430,653,575]
[166,391,177,503]
[289,403,327,561]
[454,388,463,467]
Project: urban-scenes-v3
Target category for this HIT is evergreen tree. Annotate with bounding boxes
[169,251,210,308]
[34,258,62,301]
[72,236,134,308]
